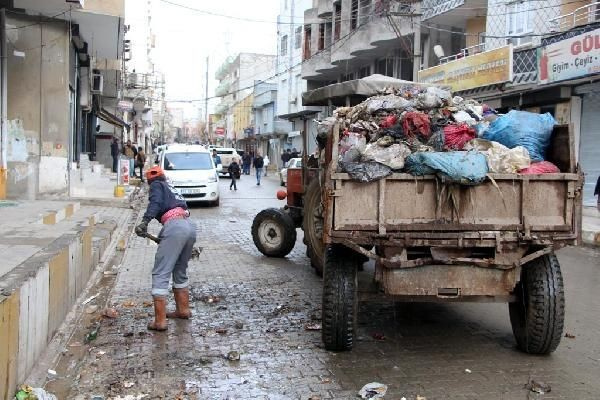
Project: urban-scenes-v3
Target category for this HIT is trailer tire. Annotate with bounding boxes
[322,245,358,352]
[303,179,325,276]
[252,208,297,258]
[509,253,565,355]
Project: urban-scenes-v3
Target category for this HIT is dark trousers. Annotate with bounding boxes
[230,177,237,190]
[112,156,118,173]
[243,164,250,175]
[137,164,144,181]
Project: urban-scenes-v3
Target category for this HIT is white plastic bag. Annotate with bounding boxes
[362,143,412,170]
[339,132,367,155]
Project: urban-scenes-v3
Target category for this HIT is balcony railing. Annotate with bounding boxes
[215,81,231,97]
[422,0,465,20]
[439,42,486,64]
[550,2,600,32]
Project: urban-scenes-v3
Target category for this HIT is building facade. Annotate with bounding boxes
[0,0,126,199]
[213,53,276,147]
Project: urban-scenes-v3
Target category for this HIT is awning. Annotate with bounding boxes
[302,74,446,106]
[277,109,319,120]
[96,107,130,131]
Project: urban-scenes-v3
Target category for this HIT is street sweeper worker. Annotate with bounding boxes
[134,166,197,331]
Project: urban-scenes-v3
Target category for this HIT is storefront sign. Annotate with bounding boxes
[215,127,225,136]
[418,46,513,92]
[538,28,600,84]
[117,100,133,112]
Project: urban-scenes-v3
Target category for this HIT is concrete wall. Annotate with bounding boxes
[83,0,125,17]
[466,17,486,48]
[6,15,71,198]
[0,212,115,399]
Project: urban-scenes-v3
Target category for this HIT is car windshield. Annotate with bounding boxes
[164,152,213,170]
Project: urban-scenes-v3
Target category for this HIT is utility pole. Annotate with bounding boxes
[0,8,7,199]
[204,56,209,144]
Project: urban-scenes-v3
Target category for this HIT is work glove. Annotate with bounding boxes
[135,220,149,237]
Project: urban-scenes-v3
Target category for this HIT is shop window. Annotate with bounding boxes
[303,26,312,60]
[506,1,533,46]
[334,3,341,40]
[294,26,302,49]
[281,34,288,56]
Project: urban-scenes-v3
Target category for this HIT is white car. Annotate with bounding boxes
[279,158,302,186]
[159,144,220,206]
[213,147,240,176]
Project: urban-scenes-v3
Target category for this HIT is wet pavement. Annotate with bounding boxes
[45,173,600,399]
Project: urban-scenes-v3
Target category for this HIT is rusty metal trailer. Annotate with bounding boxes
[320,123,583,354]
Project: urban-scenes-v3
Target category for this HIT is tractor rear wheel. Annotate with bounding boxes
[303,179,325,276]
[251,208,296,257]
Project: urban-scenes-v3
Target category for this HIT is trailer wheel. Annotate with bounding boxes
[322,245,358,351]
[252,208,297,257]
[303,179,325,276]
[509,253,565,355]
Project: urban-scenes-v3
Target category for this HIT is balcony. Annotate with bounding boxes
[317,0,333,17]
[215,57,233,80]
[549,1,600,32]
[215,101,232,115]
[422,0,487,24]
[215,81,231,97]
[439,43,486,64]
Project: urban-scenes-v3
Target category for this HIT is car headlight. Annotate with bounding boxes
[208,173,218,183]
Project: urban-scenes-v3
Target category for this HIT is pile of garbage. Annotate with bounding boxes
[319,86,558,183]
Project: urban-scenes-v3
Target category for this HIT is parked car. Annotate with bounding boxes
[279,158,302,186]
[159,144,220,206]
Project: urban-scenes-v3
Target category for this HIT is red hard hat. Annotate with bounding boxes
[146,166,164,182]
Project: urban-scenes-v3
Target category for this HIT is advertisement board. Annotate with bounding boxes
[418,46,513,92]
[120,159,130,186]
[538,28,600,84]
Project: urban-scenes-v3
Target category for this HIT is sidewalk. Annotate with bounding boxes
[0,197,133,399]
[583,206,600,246]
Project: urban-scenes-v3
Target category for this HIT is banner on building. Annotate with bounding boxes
[117,100,133,112]
[418,46,513,92]
[538,28,600,85]
[215,127,225,136]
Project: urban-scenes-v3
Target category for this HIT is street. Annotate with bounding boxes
[47,174,600,400]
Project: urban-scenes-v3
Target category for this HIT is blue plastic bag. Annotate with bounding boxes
[482,111,555,161]
[405,151,489,185]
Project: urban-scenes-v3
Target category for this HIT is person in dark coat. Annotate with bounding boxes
[253,153,264,186]
[110,138,120,173]
[135,166,197,331]
[228,159,241,190]
[595,175,600,211]
[242,153,252,175]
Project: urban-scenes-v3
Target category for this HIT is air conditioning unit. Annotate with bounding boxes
[65,0,84,9]
[91,72,104,94]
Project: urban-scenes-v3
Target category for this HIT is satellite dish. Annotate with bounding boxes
[433,45,445,58]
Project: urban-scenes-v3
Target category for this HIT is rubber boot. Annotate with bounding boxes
[167,288,192,319]
[147,296,168,331]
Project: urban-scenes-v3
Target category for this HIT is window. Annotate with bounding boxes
[376,57,395,77]
[334,3,341,40]
[281,34,288,56]
[357,65,371,78]
[325,22,333,47]
[164,153,213,170]
[303,25,312,60]
[294,26,302,49]
[506,1,533,45]
[341,72,354,82]
[318,23,325,50]
[360,0,372,25]
[351,0,359,30]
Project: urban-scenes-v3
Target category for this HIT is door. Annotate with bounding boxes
[580,91,600,206]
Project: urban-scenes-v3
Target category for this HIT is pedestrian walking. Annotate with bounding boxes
[134,166,197,331]
[263,155,270,176]
[254,153,264,185]
[110,137,119,173]
[291,147,299,159]
[136,146,146,181]
[595,175,600,211]
[242,153,251,175]
[123,140,138,177]
[281,151,290,169]
[285,149,292,166]
[228,159,241,190]
[212,149,222,168]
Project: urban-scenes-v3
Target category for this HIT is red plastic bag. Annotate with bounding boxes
[402,111,431,139]
[379,114,398,129]
[443,124,476,150]
[519,161,560,174]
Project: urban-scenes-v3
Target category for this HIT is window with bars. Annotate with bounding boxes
[334,3,341,40]
[351,0,359,30]
[294,26,302,49]
[319,23,325,50]
[281,34,288,56]
[303,26,312,60]
[360,0,372,25]
[506,1,533,45]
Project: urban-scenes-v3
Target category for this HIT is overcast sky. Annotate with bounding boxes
[153,0,280,117]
